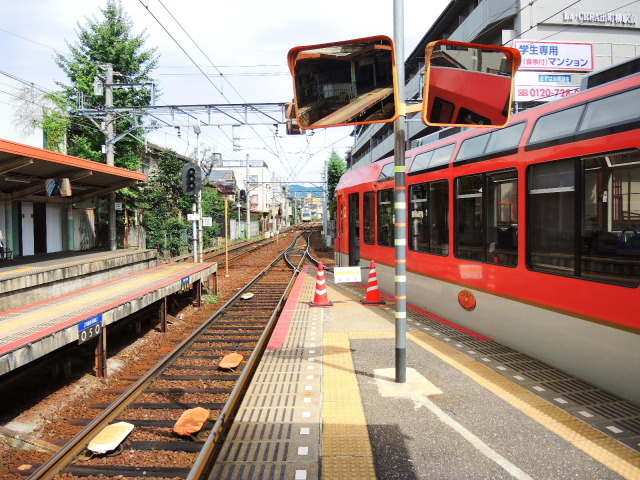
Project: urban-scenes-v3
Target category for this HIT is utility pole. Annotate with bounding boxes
[393,0,408,383]
[105,64,117,251]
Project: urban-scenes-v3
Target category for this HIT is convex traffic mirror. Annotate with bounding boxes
[423,40,521,128]
[288,37,520,129]
[287,36,398,129]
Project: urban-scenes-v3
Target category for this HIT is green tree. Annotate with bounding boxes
[55,0,159,247]
[140,150,190,256]
[55,0,159,170]
[326,150,347,220]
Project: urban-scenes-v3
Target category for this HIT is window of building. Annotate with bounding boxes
[378,188,394,247]
[363,191,375,245]
[528,150,640,286]
[456,169,518,265]
[409,180,449,255]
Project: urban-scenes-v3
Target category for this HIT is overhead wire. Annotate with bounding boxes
[147,0,290,168]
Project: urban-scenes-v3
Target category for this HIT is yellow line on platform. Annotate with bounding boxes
[322,332,377,480]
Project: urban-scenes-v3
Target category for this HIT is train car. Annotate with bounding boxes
[301,211,312,222]
[335,59,640,403]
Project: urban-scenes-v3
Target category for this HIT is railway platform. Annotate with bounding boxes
[211,265,640,480]
[0,249,217,377]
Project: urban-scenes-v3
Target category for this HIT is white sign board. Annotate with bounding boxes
[514,71,582,102]
[333,266,362,284]
[202,217,213,226]
[187,213,199,221]
[115,202,123,211]
[513,40,593,71]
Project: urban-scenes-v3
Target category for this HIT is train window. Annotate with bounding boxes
[455,169,518,265]
[409,180,449,255]
[527,104,585,150]
[409,143,455,175]
[363,191,375,245]
[378,188,394,247]
[410,150,434,172]
[379,162,395,181]
[578,87,640,135]
[455,122,526,165]
[528,160,576,276]
[484,122,526,156]
[431,144,456,168]
[528,152,640,286]
[455,133,490,164]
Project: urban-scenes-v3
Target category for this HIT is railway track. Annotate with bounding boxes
[24,231,311,480]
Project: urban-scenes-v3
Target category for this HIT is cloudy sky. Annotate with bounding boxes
[1,0,449,182]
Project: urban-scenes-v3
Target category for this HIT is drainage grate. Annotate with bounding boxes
[585,400,640,420]
[521,369,573,383]
[615,417,640,435]
[503,360,554,372]
[564,390,625,409]
[539,379,597,394]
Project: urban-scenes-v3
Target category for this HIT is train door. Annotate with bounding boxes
[349,193,360,266]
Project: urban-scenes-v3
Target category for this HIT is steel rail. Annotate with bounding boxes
[188,232,308,480]
[28,232,306,480]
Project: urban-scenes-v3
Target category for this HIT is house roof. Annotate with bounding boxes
[0,138,146,203]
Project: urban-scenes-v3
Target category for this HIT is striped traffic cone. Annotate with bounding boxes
[361,260,386,305]
[309,262,333,307]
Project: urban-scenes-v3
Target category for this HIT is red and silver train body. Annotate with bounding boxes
[335,61,640,403]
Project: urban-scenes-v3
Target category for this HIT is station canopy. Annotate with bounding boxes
[0,139,146,203]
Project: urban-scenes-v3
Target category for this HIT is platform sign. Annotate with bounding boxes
[181,276,191,286]
[202,217,213,227]
[333,267,362,284]
[78,314,103,345]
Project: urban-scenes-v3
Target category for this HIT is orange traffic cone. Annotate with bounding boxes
[309,262,333,307]
[361,260,386,305]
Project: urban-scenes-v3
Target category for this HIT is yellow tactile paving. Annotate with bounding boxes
[322,331,377,480]
[322,457,377,480]
[322,436,374,456]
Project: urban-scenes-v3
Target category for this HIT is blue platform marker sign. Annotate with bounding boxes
[78,314,103,345]
[181,276,191,286]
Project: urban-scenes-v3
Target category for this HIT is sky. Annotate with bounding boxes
[1,0,450,183]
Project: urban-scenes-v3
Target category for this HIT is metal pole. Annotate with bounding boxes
[195,124,203,263]
[246,154,250,240]
[105,64,117,251]
[393,0,407,383]
[192,201,198,263]
[224,195,229,276]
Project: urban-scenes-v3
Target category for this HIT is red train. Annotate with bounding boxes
[335,59,640,403]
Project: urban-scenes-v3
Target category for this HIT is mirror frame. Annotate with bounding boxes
[422,40,522,128]
[287,35,400,129]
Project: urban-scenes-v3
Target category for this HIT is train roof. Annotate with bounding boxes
[338,57,640,191]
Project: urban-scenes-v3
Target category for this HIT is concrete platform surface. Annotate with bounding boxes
[212,265,640,480]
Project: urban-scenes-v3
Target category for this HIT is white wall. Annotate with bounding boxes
[46,204,64,253]
[21,202,34,256]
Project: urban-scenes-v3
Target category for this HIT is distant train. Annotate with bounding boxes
[301,211,312,222]
[335,58,640,403]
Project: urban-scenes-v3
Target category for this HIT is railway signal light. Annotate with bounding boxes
[239,189,247,201]
[181,162,202,195]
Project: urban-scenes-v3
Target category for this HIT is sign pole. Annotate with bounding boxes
[393,0,407,383]
[224,195,229,277]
